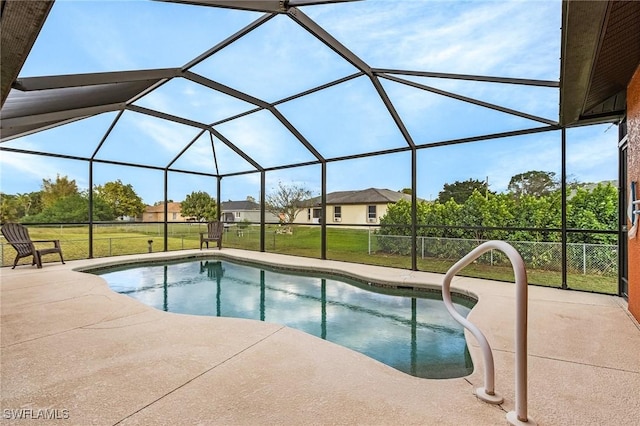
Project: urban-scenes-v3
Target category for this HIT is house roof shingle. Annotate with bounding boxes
[221,200,260,211]
[305,188,412,206]
[145,202,182,213]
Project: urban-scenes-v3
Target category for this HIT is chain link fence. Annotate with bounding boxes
[371,233,617,277]
[1,224,617,278]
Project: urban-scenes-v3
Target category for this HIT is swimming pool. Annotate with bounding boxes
[93,257,475,379]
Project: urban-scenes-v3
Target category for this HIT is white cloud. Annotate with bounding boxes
[69,5,137,71]
[1,153,58,182]
[191,13,357,102]
[566,126,618,183]
[134,116,195,153]
[490,144,561,192]
[310,0,560,79]
[0,150,89,193]
[214,110,318,168]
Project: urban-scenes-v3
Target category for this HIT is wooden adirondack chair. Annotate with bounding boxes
[1,223,65,269]
[200,221,223,250]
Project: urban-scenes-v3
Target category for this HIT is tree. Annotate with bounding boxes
[246,195,256,203]
[181,191,217,222]
[265,182,312,226]
[0,193,19,223]
[27,193,114,223]
[423,198,464,238]
[567,182,617,243]
[11,192,41,218]
[437,178,491,204]
[508,170,559,198]
[379,198,419,235]
[510,192,561,241]
[458,191,514,241]
[94,180,145,220]
[41,175,79,208]
[377,198,415,255]
[0,192,44,222]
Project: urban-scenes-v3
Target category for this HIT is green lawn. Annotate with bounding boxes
[0,224,617,294]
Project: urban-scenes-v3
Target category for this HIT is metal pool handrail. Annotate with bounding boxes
[441,240,536,426]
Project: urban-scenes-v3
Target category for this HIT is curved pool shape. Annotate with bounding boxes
[93,257,475,379]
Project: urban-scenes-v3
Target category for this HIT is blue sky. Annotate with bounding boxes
[0,0,619,204]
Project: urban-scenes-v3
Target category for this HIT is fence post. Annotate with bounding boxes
[109,238,112,257]
[368,228,371,255]
[421,236,424,259]
[583,243,586,275]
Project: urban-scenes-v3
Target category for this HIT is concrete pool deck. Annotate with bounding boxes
[1,249,639,425]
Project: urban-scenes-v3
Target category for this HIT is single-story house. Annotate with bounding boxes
[143,202,189,222]
[294,188,412,225]
[221,200,280,224]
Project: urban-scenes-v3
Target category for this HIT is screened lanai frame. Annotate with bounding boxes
[0,0,621,293]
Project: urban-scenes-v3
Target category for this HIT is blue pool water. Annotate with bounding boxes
[94,257,474,379]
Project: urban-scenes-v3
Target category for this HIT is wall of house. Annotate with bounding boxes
[225,211,259,223]
[628,65,640,321]
[297,204,392,225]
[143,211,187,222]
[324,204,387,225]
[222,210,280,224]
[143,212,158,222]
[142,203,188,222]
[170,211,188,222]
[293,208,318,224]
[241,211,260,223]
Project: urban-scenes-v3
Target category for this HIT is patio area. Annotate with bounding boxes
[1,249,639,425]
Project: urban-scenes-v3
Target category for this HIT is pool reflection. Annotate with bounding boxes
[99,259,474,379]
